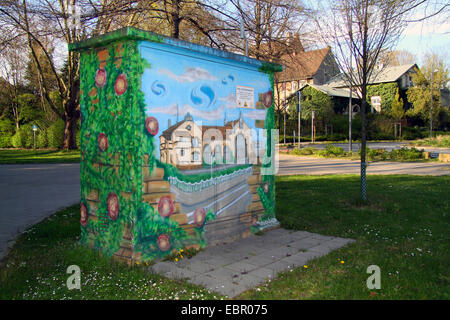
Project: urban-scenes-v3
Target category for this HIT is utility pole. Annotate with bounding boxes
[283,65,286,144]
[238,0,247,56]
[430,69,438,139]
[297,90,301,149]
[348,3,353,152]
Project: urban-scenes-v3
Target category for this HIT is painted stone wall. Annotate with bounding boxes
[77,31,278,265]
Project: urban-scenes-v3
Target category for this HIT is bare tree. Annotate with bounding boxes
[0,42,27,130]
[310,0,447,201]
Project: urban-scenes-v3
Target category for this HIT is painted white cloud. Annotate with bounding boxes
[149,103,225,121]
[244,109,267,120]
[219,93,237,109]
[158,67,218,83]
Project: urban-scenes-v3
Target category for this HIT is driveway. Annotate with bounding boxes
[277,153,450,176]
[0,163,80,261]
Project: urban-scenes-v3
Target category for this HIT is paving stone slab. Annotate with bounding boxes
[203,267,242,282]
[150,262,179,275]
[185,260,216,274]
[288,237,324,250]
[165,267,200,280]
[150,228,354,298]
[264,260,295,273]
[246,267,276,280]
[225,261,259,273]
[244,254,275,267]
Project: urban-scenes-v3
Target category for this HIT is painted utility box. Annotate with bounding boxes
[70,28,281,265]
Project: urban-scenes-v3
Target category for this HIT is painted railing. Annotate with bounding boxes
[168,166,253,193]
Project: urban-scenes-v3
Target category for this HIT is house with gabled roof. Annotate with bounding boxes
[159,112,255,169]
[325,63,419,113]
[273,38,341,113]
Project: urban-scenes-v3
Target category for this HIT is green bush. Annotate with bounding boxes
[36,130,48,149]
[47,119,65,149]
[0,133,12,148]
[389,147,424,161]
[364,148,389,161]
[317,144,346,157]
[289,147,316,156]
[11,124,34,148]
[362,147,424,161]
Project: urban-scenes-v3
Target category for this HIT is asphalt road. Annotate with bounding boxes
[0,163,80,261]
[0,152,449,261]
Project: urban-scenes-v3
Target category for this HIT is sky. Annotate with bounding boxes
[396,9,449,66]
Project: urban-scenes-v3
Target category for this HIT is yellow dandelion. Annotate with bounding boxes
[341,260,345,264]
[303,265,308,269]
[175,258,178,262]
[180,255,183,259]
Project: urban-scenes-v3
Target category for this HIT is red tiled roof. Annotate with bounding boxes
[279,47,331,80]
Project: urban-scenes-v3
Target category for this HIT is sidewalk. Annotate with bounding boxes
[149,228,354,297]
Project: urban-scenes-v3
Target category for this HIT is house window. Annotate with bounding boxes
[186,125,191,130]
[192,137,199,147]
[192,151,200,162]
[181,149,185,156]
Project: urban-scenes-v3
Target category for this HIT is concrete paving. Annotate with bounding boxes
[149,228,354,297]
[0,163,80,261]
[277,153,450,176]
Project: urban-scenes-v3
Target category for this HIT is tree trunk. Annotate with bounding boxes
[63,113,78,150]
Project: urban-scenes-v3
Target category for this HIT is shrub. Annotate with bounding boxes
[363,148,389,161]
[289,147,316,156]
[11,124,34,148]
[317,144,346,157]
[36,130,48,149]
[389,147,424,161]
[0,132,13,148]
[47,119,65,149]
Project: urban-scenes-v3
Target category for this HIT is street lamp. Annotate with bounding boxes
[32,124,38,149]
[430,68,438,139]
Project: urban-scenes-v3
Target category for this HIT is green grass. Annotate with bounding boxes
[0,149,80,164]
[0,205,222,300]
[1,175,448,299]
[238,175,449,299]
[413,134,450,148]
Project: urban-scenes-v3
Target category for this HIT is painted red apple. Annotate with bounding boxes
[263,90,273,108]
[263,182,270,194]
[145,116,159,136]
[193,208,206,228]
[80,202,88,226]
[107,192,119,220]
[114,73,128,96]
[157,234,171,252]
[95,68,107,88]
[98,133,108,151]
[158,195,174,217]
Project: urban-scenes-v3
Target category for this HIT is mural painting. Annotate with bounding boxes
[71,28,281,264]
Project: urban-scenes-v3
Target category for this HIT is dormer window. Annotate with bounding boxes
[186,125,191,130]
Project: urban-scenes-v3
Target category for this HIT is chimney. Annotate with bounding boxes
[168,119,171,127]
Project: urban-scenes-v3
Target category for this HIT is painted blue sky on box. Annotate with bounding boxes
[139,42,270,159]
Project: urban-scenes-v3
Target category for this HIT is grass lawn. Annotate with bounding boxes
[0,149,80,164]
[0,175,448,299]
[412,134,450,149]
